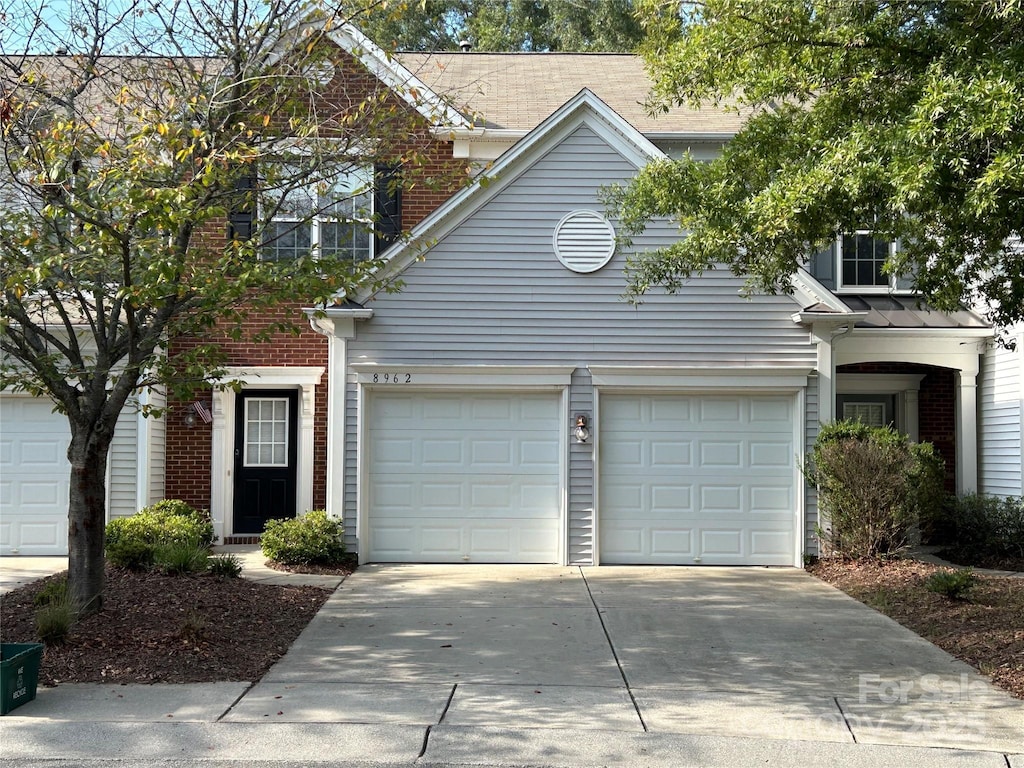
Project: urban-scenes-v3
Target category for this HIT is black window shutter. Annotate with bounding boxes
[373,163,402,256]
[228,169,257,242]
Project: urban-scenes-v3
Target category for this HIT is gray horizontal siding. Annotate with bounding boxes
[356,125,814,368]
[344,121,817,557]
[979,330,1023,496]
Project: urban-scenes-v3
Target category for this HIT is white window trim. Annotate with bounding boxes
[260,162,375,262]
[835,231,909,294]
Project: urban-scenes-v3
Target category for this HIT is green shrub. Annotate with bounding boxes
[934,493,1024,564]
[925,568,976,599]
[106,499,214,568]
[36,598,75,645]
[808,420,945,559]
[106,539,157,571]
[207,553,243,578]
[154,539,210,575]
[261,510,345,566]
[33,575,68,607]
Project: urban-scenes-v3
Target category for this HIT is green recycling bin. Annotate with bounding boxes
[0,643,44,715]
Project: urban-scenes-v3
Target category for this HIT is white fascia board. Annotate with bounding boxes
[850,327,994,340]
[352,88,667,304]
[303,305,375,320]
[590,365,813,390]
[327,25,472,129]
[351,363,574,388]
[644,131,738,141]
[790,267,853,314]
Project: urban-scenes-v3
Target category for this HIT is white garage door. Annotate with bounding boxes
[0,397,71,555]
[367,391,562,563]
[600,393,797,565]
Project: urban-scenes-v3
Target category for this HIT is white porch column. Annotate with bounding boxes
[902,389,920,442]
[297,382,316,515]
[309,315,356,524]
[956,369,979,494]
[811,324,839,425]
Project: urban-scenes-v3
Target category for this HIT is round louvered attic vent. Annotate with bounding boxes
[552,210,616,273]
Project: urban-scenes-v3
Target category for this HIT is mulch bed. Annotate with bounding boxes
[809,558,1024,700]
[0,566,335,686]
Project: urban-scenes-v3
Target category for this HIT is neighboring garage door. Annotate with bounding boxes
[599,393,797,565]
[367,391,562,563]
[0,397,71,555]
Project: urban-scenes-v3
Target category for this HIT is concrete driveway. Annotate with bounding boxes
[230,564,1022,754]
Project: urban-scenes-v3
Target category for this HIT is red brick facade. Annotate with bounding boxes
[163,44,465,522]
[837,362,958,492]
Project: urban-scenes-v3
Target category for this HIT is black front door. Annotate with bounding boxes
[233,389,298,534]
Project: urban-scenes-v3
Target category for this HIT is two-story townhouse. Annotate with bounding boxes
[5,25,1019,562]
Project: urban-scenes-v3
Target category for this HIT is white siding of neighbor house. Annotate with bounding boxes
[343,122,817,560]
[108,400,141,519]
[978,327,1024,497]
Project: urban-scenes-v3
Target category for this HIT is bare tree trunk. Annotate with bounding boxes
[67,427,112,617]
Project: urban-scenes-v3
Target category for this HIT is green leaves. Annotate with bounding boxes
[614,0,1024,329]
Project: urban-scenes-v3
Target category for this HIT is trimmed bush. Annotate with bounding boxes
[106,500,214,568]
[106,539,157,571]
[261,510,345,566]
[934,493,1024,564]
[925,568,976,599]
[809,420,945,559]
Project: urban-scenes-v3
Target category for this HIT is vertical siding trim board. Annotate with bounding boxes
[568,367,595,565]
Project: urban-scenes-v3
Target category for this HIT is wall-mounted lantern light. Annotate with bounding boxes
[573,414,591,444]
[183,401,212,428]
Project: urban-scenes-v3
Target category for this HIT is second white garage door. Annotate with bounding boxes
[599,393,798,566]
[366,391,562,563]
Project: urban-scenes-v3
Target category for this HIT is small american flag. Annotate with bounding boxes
[192,401,213,424]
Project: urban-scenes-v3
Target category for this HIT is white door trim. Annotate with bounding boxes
[210,366,324,542]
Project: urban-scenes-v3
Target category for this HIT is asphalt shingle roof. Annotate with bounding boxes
[398,52,749,134]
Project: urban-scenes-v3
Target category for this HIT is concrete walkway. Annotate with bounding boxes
[1,562,1021,766]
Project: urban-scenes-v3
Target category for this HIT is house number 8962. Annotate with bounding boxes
[372,373,412,383]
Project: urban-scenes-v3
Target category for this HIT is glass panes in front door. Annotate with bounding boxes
[244,397,290,467]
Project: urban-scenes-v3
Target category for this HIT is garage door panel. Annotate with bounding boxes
[599,393,797,566]
[1,398,72,555]
[367,391,561,563]
[701,529,742,556]
[750,441,793,467]
[750,485,793,511]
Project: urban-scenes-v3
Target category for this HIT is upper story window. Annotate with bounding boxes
[809,231,910,293]
[841,231,892,289]
[261,165,373,262]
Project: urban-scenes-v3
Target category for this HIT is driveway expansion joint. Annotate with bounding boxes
[579,566,648,733]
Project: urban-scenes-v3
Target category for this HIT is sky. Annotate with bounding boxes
[1,0,168,55]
